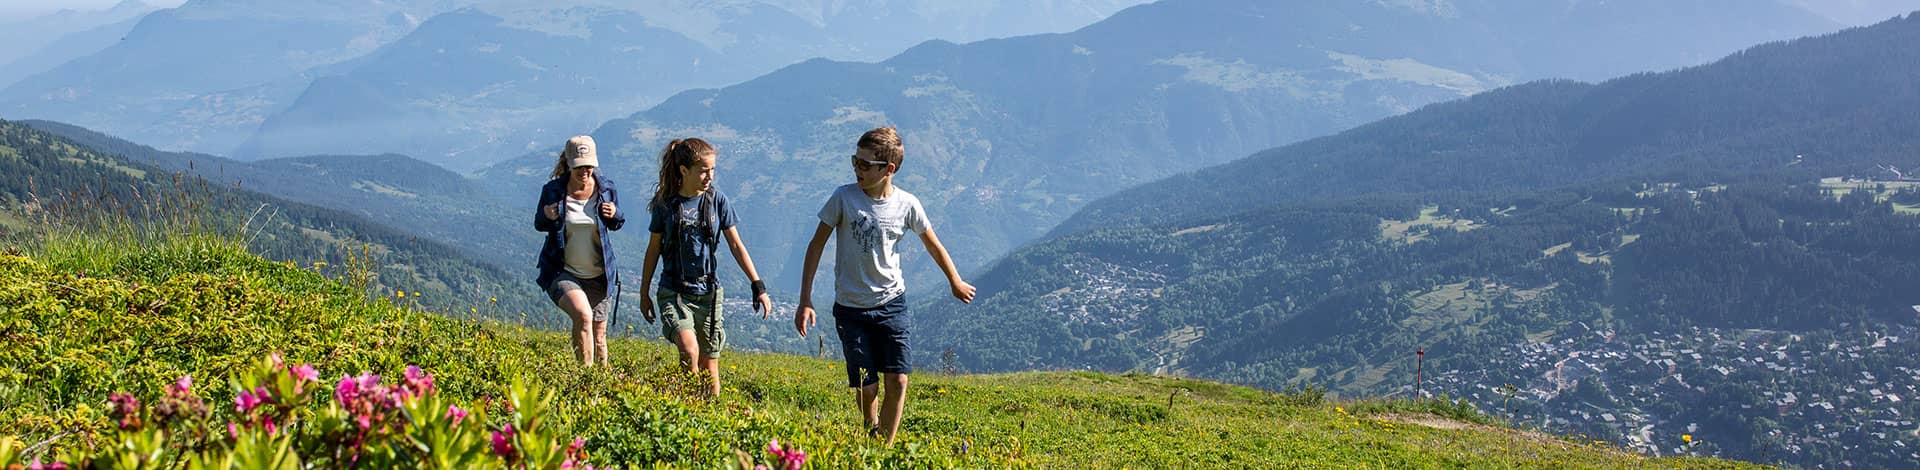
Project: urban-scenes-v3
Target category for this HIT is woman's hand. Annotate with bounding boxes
[544,202,561,221]
[639,296,656,324]
[600,202,617,218]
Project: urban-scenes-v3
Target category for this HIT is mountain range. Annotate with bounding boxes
[472,0,1846,296]
[0,0,1149,169]
[917,11,1920,467]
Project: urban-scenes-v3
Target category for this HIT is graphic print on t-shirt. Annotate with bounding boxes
[852,213,883,254]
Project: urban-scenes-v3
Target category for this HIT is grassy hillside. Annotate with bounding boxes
[0,234,1758,467]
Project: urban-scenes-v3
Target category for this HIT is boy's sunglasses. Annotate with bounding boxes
[851,155,890,171]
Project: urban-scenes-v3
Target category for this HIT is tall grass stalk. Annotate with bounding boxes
[27,171,248,275]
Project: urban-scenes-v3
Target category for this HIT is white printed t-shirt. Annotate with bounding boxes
[818,184,931,309]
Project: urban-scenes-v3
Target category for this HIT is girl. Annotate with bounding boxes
[534,135,623,367]
[638,138,772,397]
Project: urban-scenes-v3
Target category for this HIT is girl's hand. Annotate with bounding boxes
[600,202,617,218]
[754,293,773,319]
[639,296,656,324]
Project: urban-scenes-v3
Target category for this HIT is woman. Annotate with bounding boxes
[535,135,624,367]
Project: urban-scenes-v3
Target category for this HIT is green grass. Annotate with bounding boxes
[0,237,1768,468]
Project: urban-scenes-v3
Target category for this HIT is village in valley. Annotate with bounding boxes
[1423,321,1920,463]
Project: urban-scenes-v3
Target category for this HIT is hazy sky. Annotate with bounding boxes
[0,0,184,21]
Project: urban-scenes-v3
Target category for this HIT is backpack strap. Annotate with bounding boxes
[699,192,719,291]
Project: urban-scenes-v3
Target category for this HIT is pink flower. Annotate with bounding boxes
[491,424,516,457]
[263,416,279,435]
[26,458,70,470]
[781,449,806,470]
[107,393,141,429]
[170,375,193,396]
[334,375,358,404]
[766,439,806,470]
[445,404,469,425]
[269,352,285,369]
[235,388,264,414]
[291,364,318,383]
[228,422,240,439]
[403,365,435,396]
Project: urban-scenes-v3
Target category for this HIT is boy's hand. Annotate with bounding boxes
[794,304,817,337]
[639,296,656,324]
[951,280,976,304]
[600,202,617,218]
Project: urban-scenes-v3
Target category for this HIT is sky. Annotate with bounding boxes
[0,0,184,22]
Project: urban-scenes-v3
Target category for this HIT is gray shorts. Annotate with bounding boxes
[547,271,611,322]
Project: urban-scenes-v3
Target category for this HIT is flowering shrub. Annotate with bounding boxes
[10,353,589,469]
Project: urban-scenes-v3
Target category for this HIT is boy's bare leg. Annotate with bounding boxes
[857,383,880,431]
[561,290,595,366]
[879,373,909,445]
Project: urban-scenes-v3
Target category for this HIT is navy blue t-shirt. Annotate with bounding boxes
[648,189,736,295]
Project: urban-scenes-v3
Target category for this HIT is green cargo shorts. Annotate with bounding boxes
[657,287,724,357]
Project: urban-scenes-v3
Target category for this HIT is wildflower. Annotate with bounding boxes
[397,290,405,298]
[445,405,469,426]
[490,297,498,303]
[470,308,478,314]
[312,261,328,268]
[228,422,239,439]
[108,393,142,429]
[402,365,435,397]
[492,424,517,457]
[26,458,71,470]
[766,438,806,470]
[560,438,590,469]
[291,364,319,383]
[234,388,265,414]
[1682,434,1693,445]
[171,375,193,396]
[414,291,421,297]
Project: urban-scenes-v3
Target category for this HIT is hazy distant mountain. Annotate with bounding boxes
[0,0,159,66]
[1781,0,1920,25]
[0,15,146,90]
[0,0,459,154]
[237,0,1152,171]
[474,0,1841,295]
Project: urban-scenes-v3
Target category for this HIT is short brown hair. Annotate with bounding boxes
[857,127,904,168]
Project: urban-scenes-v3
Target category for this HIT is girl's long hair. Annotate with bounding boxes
[653,138,716,210]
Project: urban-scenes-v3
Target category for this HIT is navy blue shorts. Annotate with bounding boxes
[832,294,911,388]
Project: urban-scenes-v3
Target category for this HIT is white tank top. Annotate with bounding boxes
[562,196,603,278]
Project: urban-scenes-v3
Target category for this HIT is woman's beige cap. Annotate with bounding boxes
[566,135,599,168]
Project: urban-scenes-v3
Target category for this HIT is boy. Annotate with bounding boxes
[794,127,976,444]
